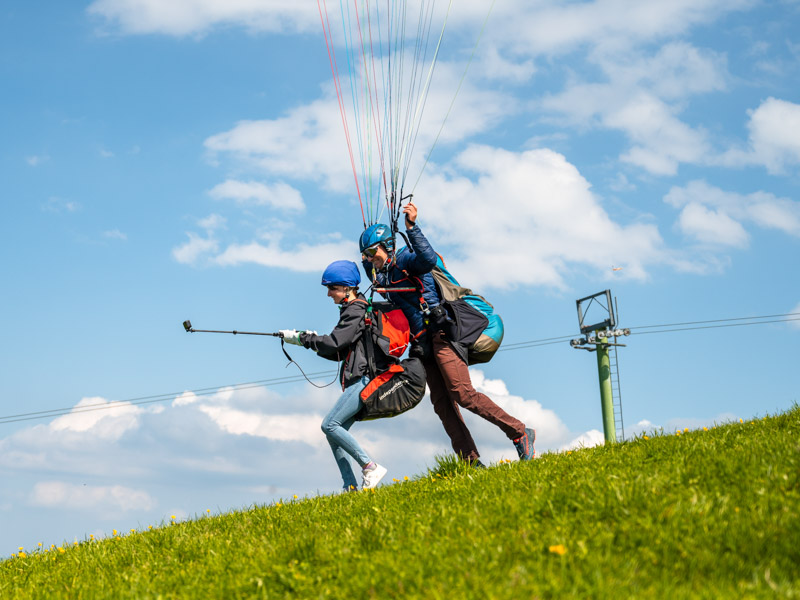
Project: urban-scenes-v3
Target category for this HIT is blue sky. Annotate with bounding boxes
[2,0,799,555]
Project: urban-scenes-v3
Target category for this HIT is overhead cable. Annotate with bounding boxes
[2,311,798,426]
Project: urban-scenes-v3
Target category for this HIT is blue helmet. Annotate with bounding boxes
[359,223,394,253]
[321,260,361,287]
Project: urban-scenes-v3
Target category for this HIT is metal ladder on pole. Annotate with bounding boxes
[609,342,625,441]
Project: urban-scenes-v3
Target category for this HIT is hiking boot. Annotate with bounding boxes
[513,428,536,460]
[339,484,358,494]
[468,459,487,469]
[361,462,387,489]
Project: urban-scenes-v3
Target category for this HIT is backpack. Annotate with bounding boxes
[364,301,410,360]
[355,300,426,420]
[392,255,504,365]
[428,259,504,365]
[356,357,427,421]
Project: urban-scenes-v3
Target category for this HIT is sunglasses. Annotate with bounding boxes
[363,245,381,258]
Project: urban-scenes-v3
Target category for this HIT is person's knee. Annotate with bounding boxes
[321,418,337,436]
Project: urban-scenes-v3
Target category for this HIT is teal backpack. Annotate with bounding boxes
[428,257,504,365]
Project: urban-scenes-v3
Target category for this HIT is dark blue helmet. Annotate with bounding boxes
[321,260,361,287]
[359,223,394,253]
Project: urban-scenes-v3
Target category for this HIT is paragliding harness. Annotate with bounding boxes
[354,298,426,421]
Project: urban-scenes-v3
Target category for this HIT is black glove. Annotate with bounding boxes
[428,304,457,340]
[409,335,433,362]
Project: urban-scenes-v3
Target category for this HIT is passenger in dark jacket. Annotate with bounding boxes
[280,260,388,491]
[360,204,536,464]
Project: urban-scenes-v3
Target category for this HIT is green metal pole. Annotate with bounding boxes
[595,334,617,443]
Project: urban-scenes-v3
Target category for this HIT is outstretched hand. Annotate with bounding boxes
[403,202,417,228]
[279,329,303,346]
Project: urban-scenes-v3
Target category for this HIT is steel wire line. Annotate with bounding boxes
[0,370,337,425]
[2,312,799,425]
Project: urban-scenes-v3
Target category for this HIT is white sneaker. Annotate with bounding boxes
[361,462,387,489]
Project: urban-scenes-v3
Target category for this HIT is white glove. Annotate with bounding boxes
[303,330,318,336]
[279,329,302,346]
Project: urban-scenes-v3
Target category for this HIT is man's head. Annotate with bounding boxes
[359,223,394,270]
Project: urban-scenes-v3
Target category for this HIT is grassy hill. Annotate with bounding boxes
[3,406,799,599]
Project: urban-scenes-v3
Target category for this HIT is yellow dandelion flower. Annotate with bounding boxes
[18,546,23,551]
[148,526,153,530]
[703,427,708,431]
[404,476,409,481]
[293,495,298,499]
[90,534,94,540]
[113,529,118,536]
[548,544,567,555]
[739,418,743,423]
[18,552,26,558]
[58,547,65,554]
[684,428,689,432]
[38,543,42,547]
[130,529,136,533]
[676,431,681,436]
[734,507,740,513]
[206,509,211,514]
[171,515,176,520]
[643,435,649,440]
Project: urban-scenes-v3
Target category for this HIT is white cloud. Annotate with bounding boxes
[745,97,800,174]
[212,238,359,272]
[665,180,800,246]
[204,100,353,193]
[198,406,323,443]
[676,203,750,247]
[172,391,199,407]
[30,481,155,512]
[43,197,80,213]
[103,229,127,240]
[475,45,536,83]
[87,0,320,36]
[172,232,219,264]
[209,180,305,212]
[468,370,570,450]
[204,60,512,195]
[540,42,723,176]
[88,0,753,54]
[49,397,141,441]
[560,429,605,451]
[197,213,226,231]
[420,144,666,288]
[487,0,752,57]
[613,94,710,175]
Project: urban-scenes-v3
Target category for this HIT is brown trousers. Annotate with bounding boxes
[424,332,525,460]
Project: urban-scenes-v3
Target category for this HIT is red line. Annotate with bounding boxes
[318,0,366,227]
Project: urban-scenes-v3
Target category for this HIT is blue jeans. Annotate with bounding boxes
[321,375,371,490]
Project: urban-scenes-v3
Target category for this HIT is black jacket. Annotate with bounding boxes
[299,294,389,388]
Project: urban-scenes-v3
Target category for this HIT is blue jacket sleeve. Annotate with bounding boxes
[398,224,438,275]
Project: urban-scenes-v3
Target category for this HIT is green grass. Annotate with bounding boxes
[3,406,799,599]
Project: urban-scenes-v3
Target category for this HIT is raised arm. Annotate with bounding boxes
[399,203,438,275]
